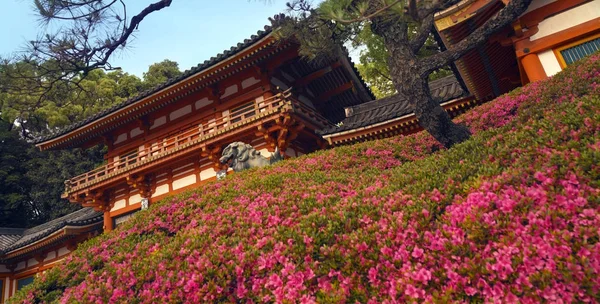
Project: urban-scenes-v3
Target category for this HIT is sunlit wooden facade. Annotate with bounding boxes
[434,0,600,101]
[34,27,373,232]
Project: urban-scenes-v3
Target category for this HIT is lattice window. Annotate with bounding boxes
[556,34,600,67]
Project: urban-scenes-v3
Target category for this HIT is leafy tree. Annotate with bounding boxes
[277,0,532,147]
[26,146,106,225]
[142,59,182,89]
[354,19,452,99]
[21,0,173,85]
[0,119,33,227]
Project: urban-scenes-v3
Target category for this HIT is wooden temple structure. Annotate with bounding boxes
[322,0,600,144]
[33,25,373,234]
[3,1,599,301]
[0,208,102,301]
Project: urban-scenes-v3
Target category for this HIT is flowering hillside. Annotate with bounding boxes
[13,54,600,303]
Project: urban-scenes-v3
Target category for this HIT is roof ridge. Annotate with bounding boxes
[34,25,275,145]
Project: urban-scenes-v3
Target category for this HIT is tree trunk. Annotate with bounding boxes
[372,18,471,148]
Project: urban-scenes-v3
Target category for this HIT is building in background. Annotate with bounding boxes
[435,0,600,100]
[0,208,102,302]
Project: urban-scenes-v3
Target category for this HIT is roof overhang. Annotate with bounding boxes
[322,96,477,145]
[35,31,279,151]
[1,222,102,262]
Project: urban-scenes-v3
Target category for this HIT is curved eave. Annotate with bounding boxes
[322,96,477,145]
[434,0,498,32]
[35,32,277,151]
[2,221,102,261]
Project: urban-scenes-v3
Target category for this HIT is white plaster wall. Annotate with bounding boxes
[27,258,38,267]
[195,97,213,110]
[14,262,26,271]
[241,76,260,89]
[152,184,169,197]
[114,132,127,145]
[111,199,127,212]
[222,84,239,98]
[129,194,142,205]
[0,264,9,273]
[44,251,57,262]
[172,174,196,190]
[531,1,600,41]
[130,127,143,138]
[538,49,563,76]
[4,278,10,302]
[200,168,216,180]
[57,246,70,257]
[170,105,192,121]
[258,148,271,157]
[150,116,167,130]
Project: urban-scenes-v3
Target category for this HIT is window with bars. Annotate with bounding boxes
[557,36,600,66]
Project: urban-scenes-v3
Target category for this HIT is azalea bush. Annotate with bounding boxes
[12,54,600,303]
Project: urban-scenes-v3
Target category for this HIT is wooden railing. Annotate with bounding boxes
[63,90,323,193]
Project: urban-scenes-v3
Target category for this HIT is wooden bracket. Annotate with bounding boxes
[126,174,153,198]
[201,146,224,171]
[82,190,110,212]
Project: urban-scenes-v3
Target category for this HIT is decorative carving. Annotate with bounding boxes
[219,142,283,172]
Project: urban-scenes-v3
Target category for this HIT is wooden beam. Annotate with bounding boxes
[318,81,355,101]
[295,61,341,87]
[265,47,299,71]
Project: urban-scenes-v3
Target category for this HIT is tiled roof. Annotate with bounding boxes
[34,21,374,147]
[0,208,102,255]
[34,26,275,145]
[319,75,465,135]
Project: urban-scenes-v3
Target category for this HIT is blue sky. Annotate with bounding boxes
[0,0,309,77]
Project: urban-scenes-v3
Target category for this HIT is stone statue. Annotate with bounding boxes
[219,142,283,172]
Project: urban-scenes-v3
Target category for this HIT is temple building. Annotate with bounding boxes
[33,26,374,233]
[322,0,600,144]
[2,0,599,301]
[0,208,102,301]
[434,0,600,100]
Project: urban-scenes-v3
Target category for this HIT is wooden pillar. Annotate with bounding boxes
[103,210,113,232]
[521,53,547,83]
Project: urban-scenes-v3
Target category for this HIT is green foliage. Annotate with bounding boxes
[353,20,452,98]
[142,59,182,90]
[26,146,106,225]
[0,58,180,227]
[0,119,33,227]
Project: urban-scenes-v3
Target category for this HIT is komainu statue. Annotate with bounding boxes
[219,142,283,172]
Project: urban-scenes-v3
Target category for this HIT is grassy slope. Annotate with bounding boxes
[13,54,600,303]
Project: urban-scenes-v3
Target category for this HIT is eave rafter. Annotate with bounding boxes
[294,61,342,87]
[318,81,355,101]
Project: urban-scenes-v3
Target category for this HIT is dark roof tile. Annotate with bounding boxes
[0,208,102,254]
[319,75,465,135]
[35,26,275,145]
